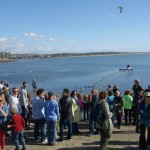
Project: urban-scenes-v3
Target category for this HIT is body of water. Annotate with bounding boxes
[0,54,150,94]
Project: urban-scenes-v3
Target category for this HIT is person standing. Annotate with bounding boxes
[32,79,37,95]
[9,87,22,114]
[71,90,82,135]
[96,91,113,150]
[123,90,133,126]
[132,79,143,125]
[32,88,47,143]
[82,95,89,121]
[89,89,99,135]
[7,108,26,150]
[59,88,72,141]
[107,90,115,125]
[114,91,124,129]
[0,97,9,150]
[44,91,59,145]
[138,92,150,150]
[20,82,29,128]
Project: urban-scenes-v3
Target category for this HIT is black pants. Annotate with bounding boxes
[124,109,132,125]
[82,103,89,120]
[139,124,150,149]
[21,106,29,127]
[116,115,122,127]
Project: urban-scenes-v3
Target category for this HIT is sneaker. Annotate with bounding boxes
[42,138,48,144]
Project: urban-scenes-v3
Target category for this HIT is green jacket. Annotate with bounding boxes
[123,95,133,109]
[96,99,113,130]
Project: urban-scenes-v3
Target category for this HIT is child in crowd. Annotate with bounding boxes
[7,108,26,150]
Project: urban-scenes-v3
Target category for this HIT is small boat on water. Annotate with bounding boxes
[119,65,133,70]
[119,68,133,71]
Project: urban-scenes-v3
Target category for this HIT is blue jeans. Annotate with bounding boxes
[46,120,57,144]
[34,118,46,142]
[12,130,26,150]
[59,116,72,140]
[89,112,100,135]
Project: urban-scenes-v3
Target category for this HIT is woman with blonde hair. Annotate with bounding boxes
[0,96,9,150]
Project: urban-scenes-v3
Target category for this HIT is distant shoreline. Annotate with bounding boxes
[0,52,150,62]
[0,59,16,63]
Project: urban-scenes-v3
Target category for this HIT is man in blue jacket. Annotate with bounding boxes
[138,92,150,150]
[32,88,47,144]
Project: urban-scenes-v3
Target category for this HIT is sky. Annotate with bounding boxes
[0,0,150,54]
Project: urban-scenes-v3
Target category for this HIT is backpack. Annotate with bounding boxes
[93,101,105,125]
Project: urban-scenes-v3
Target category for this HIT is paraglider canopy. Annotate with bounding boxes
[118,6,123,13]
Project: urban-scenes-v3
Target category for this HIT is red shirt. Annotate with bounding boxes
[10,114,25,132]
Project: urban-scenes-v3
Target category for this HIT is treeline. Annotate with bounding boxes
[0,52,11,59]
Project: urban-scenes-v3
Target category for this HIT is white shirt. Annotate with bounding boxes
[9,95,22,114]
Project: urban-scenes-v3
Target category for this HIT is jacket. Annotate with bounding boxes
[59,96,72,118]
[32,96,45,119]
[138,100,150,126]
[123,94,133,109]
[44,99,59,121]
[96,99,113,130]
[114,96,124,116]
[71,98,82,123]
[10,114,25,132]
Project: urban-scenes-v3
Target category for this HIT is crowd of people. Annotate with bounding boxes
[0,79,150,150]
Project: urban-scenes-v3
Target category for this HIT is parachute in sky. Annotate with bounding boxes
[118,6,123,13]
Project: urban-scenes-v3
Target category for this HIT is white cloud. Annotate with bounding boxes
[66,41,75,45]
[49,37,61,42]
[0,37,7,42]
[23,32,44,41]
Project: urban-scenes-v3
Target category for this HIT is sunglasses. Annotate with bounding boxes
[13,91,19,92]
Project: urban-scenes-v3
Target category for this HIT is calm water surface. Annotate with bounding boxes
[0,54,150,94]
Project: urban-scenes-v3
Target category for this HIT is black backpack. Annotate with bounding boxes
[93,101,105,125]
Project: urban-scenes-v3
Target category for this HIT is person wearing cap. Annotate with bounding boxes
[138,92,150,150]
[44,91,59,145]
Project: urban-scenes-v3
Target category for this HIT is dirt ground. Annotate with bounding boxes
[5,120,140,150]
